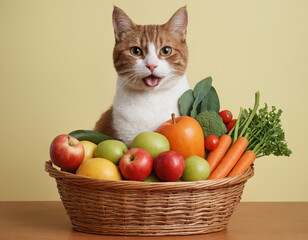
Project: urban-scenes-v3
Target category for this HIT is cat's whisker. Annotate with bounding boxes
[116,69,133,75]
[116,72,143,90]
[167,71,186,80]
[131,79,139,89]
[119,79,132,90]
[117,77,132,90]
[169,69,203,80]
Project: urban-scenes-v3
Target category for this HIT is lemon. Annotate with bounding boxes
[76,158,122,180]
[80,141,97,162]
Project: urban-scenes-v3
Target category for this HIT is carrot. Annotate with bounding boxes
[208,137,249,179]
[207,134,232,172]
[227,150,256,177]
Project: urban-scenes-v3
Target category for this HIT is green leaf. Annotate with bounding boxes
[178,89,194,116]
[190,108,198,118]
[200,86,220,113]
[191,77,212,117]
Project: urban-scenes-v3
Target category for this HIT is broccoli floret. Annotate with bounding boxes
[196,110,227,138]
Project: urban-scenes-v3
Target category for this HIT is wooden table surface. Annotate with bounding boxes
[1,201,307,240]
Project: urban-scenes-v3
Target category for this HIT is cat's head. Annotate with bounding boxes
[112,6,188,91]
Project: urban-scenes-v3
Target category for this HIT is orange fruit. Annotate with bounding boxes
[156,114,205,159]
[76,158,122,180]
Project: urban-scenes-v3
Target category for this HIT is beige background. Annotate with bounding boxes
[0,0,307,201]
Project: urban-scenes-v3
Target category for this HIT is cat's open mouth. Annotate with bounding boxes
[143,75,161,87]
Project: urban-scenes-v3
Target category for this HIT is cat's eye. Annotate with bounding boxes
[160,46,172,56]
[130,47,143,56]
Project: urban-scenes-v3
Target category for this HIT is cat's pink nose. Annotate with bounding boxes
[146,64,157,73]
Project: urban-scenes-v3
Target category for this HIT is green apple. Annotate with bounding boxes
[94,140,128,165]
[182,156,210,181]
[143,171,161,182]
[131,131,170,159]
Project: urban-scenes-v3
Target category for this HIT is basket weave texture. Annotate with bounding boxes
[45,160,254,236]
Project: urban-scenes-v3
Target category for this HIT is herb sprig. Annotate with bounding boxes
[245,104,292,158]
[229,93,292,158]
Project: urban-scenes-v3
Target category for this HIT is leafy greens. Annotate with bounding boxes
[178,77,220,118]
[229,92,292,158]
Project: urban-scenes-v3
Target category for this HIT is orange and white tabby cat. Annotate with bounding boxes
[94,6,190,146]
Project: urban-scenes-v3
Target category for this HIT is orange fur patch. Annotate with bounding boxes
[113,24,188,77]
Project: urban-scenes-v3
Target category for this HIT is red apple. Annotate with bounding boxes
[49,134,84,171]
[154,151,185,182]
[119,148,153,181]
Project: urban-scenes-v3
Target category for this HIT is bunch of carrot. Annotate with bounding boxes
[207,91,291,180]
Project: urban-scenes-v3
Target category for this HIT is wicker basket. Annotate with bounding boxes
[45,160,254,236]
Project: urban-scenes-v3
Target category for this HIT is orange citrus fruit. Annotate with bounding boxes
[76,158,122,180]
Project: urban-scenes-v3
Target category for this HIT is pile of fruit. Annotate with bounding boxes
[49,77,292,182]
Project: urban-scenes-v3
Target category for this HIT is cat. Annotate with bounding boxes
[94,6,190,147]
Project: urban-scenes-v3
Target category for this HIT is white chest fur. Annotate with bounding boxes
[112,75,190,146]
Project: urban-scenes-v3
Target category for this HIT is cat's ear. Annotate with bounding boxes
[165,6,188,41]
[112,6,136,42]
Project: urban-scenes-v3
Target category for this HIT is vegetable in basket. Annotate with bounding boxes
[178,77,220,118]
[68,129,113,145]
[206,134,232,172]
[208,91,292,179]
[228,102,292,177]
[195,110,227,138]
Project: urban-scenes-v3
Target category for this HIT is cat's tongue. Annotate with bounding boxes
[143,75,160,87]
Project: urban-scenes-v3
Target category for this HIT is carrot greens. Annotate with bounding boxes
[229,92,292,158]
[245,104,292,158]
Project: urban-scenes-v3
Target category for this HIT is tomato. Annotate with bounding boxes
[204,135,219,151]
[219,110,233,124]
[226,119,237,133]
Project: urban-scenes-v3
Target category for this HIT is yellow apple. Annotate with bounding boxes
[80,141,97,162]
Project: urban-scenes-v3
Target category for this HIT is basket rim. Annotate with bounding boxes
[45,160,254,191]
